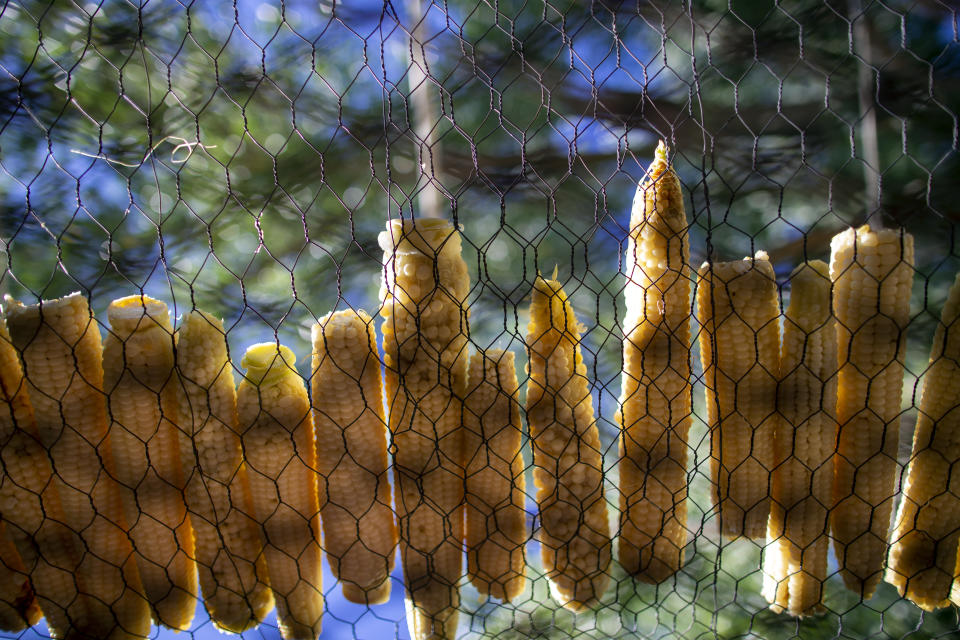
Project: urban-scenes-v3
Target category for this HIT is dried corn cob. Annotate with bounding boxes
[0,521,40,631]
[525,274,611,610]
[176,310,273,631]
[696,252,780,539]
[238,343,323,640]
[103,295,197,629]
[762,260,837,616]
[463,349,526,602]
[0,311,78,635]
[311,310,397,605]
[378,218,470,640]
[4,292,150,639]
[830,225,914,598]
[888,272,960,610]
[618,141,692,583]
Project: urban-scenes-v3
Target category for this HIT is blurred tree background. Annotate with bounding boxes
[1,0,959,638]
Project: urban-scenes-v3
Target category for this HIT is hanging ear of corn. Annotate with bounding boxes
[0,521,40,631]
[618,141,692,583]
[525,274,611,611]
[238,343,323,640]
[0,312,78,635]
[4,292,151,640]
[379,218,470,640]
[463,349,526,602]
[176,310,273,631]
[0,317,42,633]
[762,260,837,617]
[102,295,198,630]
[830,225,914,598]
[311,309,397,605]
[888,271,960,610]
[696,252,780,539]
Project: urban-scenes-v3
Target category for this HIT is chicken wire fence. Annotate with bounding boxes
[0,0,959,638]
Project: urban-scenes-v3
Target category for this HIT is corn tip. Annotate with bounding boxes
[655,139,669,162]
[241,342,298,384]
[107,294,168,322]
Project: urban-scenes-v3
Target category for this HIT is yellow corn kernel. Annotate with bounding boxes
[696,252,780,539]
[238,343,322,640]
[4,292,150,640]
[103,295,197,629]
[889,272,960,610]
[379,218,470,640]
[463,349,526,602]
[618,141,692,583]
[830,225,914,598]
[525,274,611,611]
[311,309,397,605]
[176,310,273,631]
[762,260,837,616]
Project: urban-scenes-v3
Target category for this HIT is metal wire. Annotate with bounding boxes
[0,0,959,638]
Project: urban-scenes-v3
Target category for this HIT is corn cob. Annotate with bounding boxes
[0,521,40,631]
[0,311,76,635]
[696,252,780,539]
[762,260,837,616]
[378,218,470,640]
[102,295,197,629]
[4,292,151,639]
[889,272,960,610]
[176,310,273,631]
[830,225,914,598]
[311,310,397,605]
[238,343,323,640]
[525,274,611,610]
[618,141,692,583]
[463,349,526,602]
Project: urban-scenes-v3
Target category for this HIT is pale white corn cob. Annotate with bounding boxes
[176,310,273,631]
[618,141,692,582]
[4,292,150,639]
[311,309,397,605]
[463,349,526,602]
[102,295,197,629]
[696,252,780,539]
[238,343,323,640]
[378,218,470,640]
[762,260,837,616]
[830,225,914,598]
[525,274,611,611]
[889,272,960,610]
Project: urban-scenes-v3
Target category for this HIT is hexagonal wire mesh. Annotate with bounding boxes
[0,0,959,638]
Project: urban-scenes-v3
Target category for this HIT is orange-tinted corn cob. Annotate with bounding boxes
[0,521,40,631]
[4,292,151,639]
[311,310,397,605]
[762,260,837,616]
[379,218,470,640]
[830,225,914,598]
[618,141,692,582]
[176,310,273,631]
[102,295,197,629]
[238,343,323,640]
[888,272,960,610]
[696,252,780,539]
[525,274,611,610]
[463,349,526,602]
